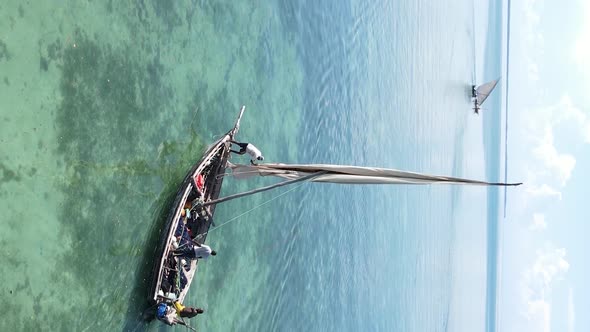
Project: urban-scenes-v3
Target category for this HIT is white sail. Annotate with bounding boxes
[229,163,522,186]
[475,78,500,106]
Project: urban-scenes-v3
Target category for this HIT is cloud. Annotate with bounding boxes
[525,95,589,187]
[531,247,569,287]
[531,127,576,185]
[519,0,590,189]
[529,213,547,231]
[553,95,590,143]
[527,62,540,82]
[521,247,569,330]
[526,184,562,200]
[508,1,580,331]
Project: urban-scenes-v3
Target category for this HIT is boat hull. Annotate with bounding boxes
[148,106,245,306]
[148,135,231,304]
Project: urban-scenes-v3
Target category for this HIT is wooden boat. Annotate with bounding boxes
[148,105,521,327]
[148,106,245,315]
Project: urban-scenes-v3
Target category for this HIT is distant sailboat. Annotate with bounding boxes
[471,78,500,114]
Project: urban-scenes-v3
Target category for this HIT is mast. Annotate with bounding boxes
[230,105,246,138]
[201,171,326,207]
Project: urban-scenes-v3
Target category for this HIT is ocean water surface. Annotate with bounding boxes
[0,1,504,331]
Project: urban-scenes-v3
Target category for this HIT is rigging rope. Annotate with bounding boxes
[195,179,311,240]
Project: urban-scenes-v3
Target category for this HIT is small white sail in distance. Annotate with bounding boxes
[475,78,500,106]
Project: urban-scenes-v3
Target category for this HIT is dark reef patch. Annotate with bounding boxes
[40,55,48,71]
[0,162,22,186]
[49,26,239,328]
[47,39,62,61]
[0,39,11,62]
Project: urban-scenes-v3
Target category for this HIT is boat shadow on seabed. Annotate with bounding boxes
[121,186,183,332]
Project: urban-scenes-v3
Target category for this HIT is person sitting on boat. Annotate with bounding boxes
[230,140,264,164]
[156,303,180,326]
[175,241,217,260]
[174,301,205,318]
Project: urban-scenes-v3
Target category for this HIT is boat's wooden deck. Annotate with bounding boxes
[150,135,231,304]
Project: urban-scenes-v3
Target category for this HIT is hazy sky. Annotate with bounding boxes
[500,0,589,331]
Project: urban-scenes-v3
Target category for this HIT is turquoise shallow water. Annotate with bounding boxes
[0,1,503,331]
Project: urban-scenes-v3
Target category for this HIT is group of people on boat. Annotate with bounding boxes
[156,300,205,326]
[155,140,264,327]
[156,235,217,326]
[156,209,218,325]
[471,85,481,114]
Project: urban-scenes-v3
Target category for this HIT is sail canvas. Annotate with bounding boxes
[229,162,521,186]
[475,79,500,105]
